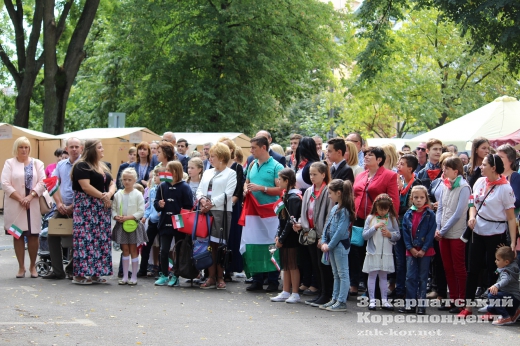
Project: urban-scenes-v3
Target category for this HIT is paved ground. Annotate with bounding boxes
[0,215,519,345]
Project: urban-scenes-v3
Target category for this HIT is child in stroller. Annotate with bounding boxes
[36,206,57,276]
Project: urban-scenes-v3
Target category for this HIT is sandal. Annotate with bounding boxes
[128,281,137,286]
[72,277,92,285]
[118,280,128,285]
[217,278,227,290]
[200,277,216,289]
[91,276,108,284]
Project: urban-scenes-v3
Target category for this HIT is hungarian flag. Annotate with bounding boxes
[43,176,60,196]
[273,198,284,215]
[238,193,280,275]
[159,172,173,183]
[8,224,23,239]
[173,214,184,229]
[168,258,174,270]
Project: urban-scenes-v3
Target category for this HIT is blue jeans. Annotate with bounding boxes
[405,255,431,307]
[487,291,520,318]
[393,237,406,296]
[330,243,350,303]
[252,271,279,285]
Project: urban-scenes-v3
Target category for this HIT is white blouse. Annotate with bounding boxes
[473,177,515,236]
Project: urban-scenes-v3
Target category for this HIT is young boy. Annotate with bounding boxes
[479,246,520,326]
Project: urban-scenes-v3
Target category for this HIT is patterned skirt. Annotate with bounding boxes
[73,191,113,277]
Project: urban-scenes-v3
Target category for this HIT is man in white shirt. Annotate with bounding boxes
[346,132,364,168]
[203,142,213,170]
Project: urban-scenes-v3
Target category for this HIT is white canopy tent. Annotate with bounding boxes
[173,132,251,155]
[406,96,520,151]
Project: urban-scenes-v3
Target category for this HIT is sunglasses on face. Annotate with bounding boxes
[416,147,426,152]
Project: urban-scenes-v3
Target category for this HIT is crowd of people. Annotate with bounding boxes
[2,131,520,325]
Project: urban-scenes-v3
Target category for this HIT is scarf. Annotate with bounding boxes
[486,175,507,189]
[400,174,415,196]
[443,175,461,190]
[411,204,429,213]
[427,169,441,182]
[310,182,326,202]
[298,158,308,170]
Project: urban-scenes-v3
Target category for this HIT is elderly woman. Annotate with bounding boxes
[351,146,400,295]
[197,143,237,290]
[218,137,245,280]
[458,154,517,318]
[1,137,46,278]
[129,141,153,187]
[345,141,364,178]
[71,139,116,285]
[156,141,176,166]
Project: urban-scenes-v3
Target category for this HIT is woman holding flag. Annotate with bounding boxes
[2,136,46,278]
[196,143,237,290]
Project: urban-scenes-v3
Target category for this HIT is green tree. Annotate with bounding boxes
[69,0,343,135]
[339,7,520,139]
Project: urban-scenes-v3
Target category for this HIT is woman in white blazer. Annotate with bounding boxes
[196,143,237,290]
[1,136,46,278]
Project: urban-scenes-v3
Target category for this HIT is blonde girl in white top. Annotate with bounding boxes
[112,168,147,285]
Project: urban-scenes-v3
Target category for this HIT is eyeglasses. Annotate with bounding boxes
[416,147,426,152]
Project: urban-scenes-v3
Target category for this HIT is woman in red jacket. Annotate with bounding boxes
[351,146,400,295]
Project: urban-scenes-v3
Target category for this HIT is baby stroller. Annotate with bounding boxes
[36,206,57,277]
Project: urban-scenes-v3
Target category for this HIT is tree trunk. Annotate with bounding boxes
[42,0,59,133]
[42,0,100,135]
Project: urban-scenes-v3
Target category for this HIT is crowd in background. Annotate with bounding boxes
[2,131,520,323]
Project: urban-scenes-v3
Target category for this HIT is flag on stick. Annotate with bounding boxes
[8,224,23,239]
[173,214,184,229]
[159,172,173,183]
[43,176,60,196]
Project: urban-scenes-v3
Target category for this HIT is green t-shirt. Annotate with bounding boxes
[248,157,284,205]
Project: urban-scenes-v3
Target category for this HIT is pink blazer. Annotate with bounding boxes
[1,157,46,234]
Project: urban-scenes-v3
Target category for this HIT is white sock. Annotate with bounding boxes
[122,256,130,281]
[131,258,139,282]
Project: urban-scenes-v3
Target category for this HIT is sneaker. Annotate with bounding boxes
[459,235,468,243]
[478,305,489,313]
[426,291,438,299]
[326,301,347,312]
[154,273,169,286]
[479,312,495,321]
[358,282,367,292]
[319,299,337,310]
[492,317,513,326]
[457,309,472,318]
[270,292,290,302]
[167,275,178,287]
[511,309,520,323]
[285,293,300,304]
[305,298,318,305]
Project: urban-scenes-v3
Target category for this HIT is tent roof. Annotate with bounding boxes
[489,129,520,148]
[56,127,158,140]
[406,96,520,150]
[174,132,250,146]
[0,123,57,140]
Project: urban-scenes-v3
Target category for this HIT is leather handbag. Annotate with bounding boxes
[176,208,214,238]
[299,228,317,245]
[191,202,213,271]
[39,194,52,215]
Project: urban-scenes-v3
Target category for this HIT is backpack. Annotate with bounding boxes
[174,234,200,280]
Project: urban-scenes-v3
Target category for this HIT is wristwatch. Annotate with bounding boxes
[264,186,268,193]
[31,191,36,197]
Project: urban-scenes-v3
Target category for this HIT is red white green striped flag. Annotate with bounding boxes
[173,214,184,229]
[168,258,174,270]
[8,224,23,239]
[159,172,173,183]
[43,176,60,196]
[273,198,284,215]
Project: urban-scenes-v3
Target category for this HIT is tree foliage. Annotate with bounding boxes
[67,0,344,135]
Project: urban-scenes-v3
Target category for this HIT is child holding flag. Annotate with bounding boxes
[153,161,193,286]
[271,168,302,303]
[112,168,147,285]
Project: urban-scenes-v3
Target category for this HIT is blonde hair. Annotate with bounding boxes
[439,152,455,167]
[188,157,203,182]
[12,136,31,157]
[345,141,359,167]
[121,167,138,181]
[133,184,144,194]
[235,146,244,163]
[218,137,237,160]
[270,143,285,157]
[209,142,231,164]
[410,185,430,206]
[381,144,398,170]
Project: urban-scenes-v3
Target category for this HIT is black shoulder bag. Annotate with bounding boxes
[217,193,233,268]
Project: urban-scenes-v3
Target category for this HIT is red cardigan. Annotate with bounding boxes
[353,166,400,220]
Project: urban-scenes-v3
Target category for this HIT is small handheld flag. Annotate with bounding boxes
[168,258,174,270]
[271,255,281,271]
[159,172,173,183]
[273,198,284,215]
[468,195,474,208]
[8,224,23,239]
[43,176,60,196]
[173,214,184,229]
